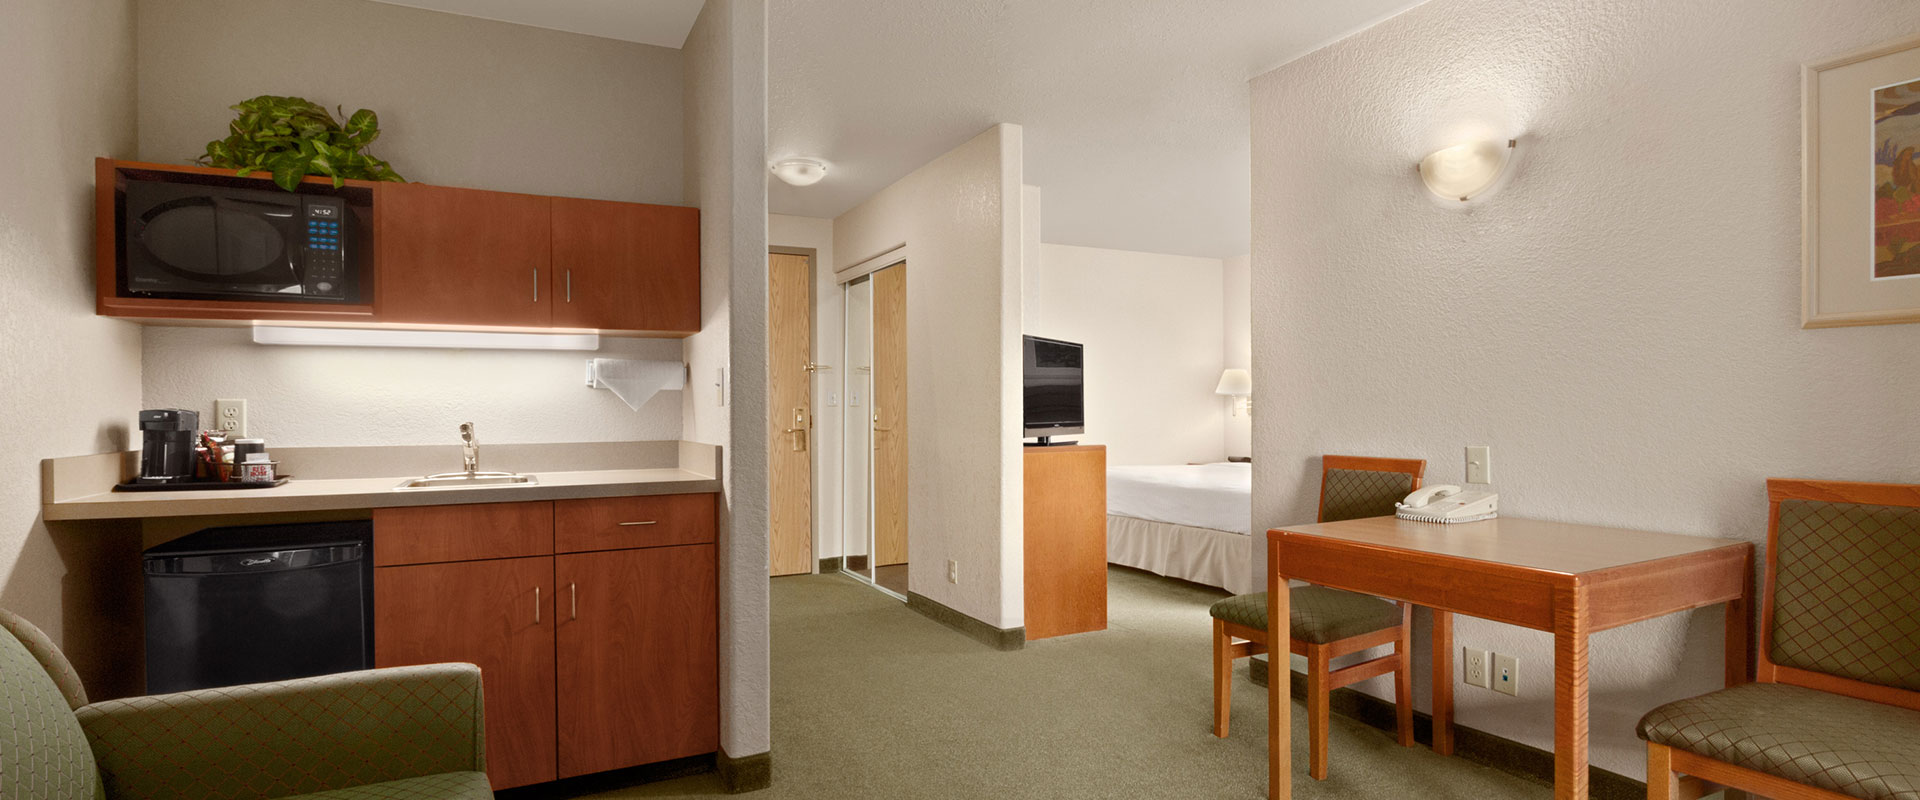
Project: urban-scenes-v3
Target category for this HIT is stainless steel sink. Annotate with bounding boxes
[394,472,538,490]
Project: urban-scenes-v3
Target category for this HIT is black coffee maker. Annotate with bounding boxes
[138,409,200,484]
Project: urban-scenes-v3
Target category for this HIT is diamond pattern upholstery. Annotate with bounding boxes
[1320,468,1414,523]
[79,664,487,800]
[0,614,102,800]
[0,609,89,711]
[1638,682,1920,800]
[1209,586,1402,645]
[1769,500,1920,691]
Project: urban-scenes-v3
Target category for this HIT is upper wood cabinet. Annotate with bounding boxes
[376,182,553,328]
[550,198,699,334]
[94,162,702,334]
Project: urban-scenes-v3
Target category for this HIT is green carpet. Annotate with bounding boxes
[580,567,1549,798]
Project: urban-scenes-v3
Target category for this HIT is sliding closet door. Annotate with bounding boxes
[842,278,874,583]
[872,265,908,584]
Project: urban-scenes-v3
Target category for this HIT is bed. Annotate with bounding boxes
[1106,462,1252,594]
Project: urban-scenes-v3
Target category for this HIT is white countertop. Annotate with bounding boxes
[44,468,718,521]
[41,442,722,521]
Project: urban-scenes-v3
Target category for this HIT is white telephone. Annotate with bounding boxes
[1395,485,1499,524]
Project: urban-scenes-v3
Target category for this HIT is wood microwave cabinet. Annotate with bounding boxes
[375,182,700,334]
[372,494,718,790]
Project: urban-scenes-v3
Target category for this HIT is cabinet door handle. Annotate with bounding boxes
[617,520,657,527]
[533,268,540,303]
[570,582,578,620]
[566,269,572,303]
[534,586,541,624]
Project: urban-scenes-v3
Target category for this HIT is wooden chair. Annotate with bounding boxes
[1209,455,1425,780]
[1640,479,1920,800]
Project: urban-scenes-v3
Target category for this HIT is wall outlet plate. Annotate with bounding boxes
[1494,652,1519,697]
[1463,648,1491,689]
[215,399,246,436]
[947,560,958,584]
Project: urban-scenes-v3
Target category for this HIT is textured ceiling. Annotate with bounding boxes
[364,0,705,49]
[770,0,1429,258]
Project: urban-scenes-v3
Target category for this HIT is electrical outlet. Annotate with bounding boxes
[1463,648,1491,689]
[1466,445,1491,484]
[947,560,959,584]
[1493,653,1519,696]
[828,391,839,407]
[215,399,246,436]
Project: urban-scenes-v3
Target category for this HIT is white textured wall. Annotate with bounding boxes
[1222,254,1251,458]
[133,0,690,447]
[684,0,772,761]
[135,0,683,204]
[141,329,684,446]
[833,125,1026,629]
[769,214,840,564]
[0,0,147,695]
[1250,0,1920,778]
[1028,244,1227,465]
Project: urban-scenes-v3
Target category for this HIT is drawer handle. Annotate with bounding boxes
[617,520,658,527]
[534,586,540,624]
[570,582,578,620]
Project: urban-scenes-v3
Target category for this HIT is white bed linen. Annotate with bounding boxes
[1105,462,1252,535]
[1108,515,1252,594]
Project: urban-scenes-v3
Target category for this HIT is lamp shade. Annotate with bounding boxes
[1215,368,1252,396]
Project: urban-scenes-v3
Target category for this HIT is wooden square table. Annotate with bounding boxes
[1263,515,1753,800]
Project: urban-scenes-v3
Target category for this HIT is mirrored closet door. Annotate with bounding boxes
[841,263,908,597]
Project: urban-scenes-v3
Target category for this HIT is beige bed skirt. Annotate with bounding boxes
[1106,514,1251,595]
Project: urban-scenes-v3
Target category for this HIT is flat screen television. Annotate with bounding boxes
[1023,335,1084,443]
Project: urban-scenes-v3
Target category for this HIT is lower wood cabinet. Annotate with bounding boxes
[557,544,717,776]
[372,495,717,791]
[374,556,557,789]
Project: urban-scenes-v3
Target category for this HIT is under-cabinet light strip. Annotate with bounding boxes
[250,325,601,351]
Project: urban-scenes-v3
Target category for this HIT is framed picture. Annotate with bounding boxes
[1804,33,1920,327]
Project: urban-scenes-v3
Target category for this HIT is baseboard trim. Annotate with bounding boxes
[846,555,868,570]
[718,748,772,794]
[906,591,1025,651]
[818,556,841,573]
[1248,658,1643,800]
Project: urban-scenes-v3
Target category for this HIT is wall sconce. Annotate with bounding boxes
[1215,368,1252,416]
[1419,139,1516,202]
[770,158,828,187]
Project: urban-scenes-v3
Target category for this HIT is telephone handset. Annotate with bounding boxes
[1395,484,1499,524]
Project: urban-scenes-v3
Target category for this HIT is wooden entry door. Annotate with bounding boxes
[768,252,814,576]
[872,264,908,568]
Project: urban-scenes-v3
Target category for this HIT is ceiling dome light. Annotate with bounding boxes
[770,158,828,187]
[1419,139,1516,202]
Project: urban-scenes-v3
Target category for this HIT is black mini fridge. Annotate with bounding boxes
[143,521,373,693]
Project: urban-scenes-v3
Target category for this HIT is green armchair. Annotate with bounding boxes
[1,608,493,800]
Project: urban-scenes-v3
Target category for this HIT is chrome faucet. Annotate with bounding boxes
[459,422,478,474]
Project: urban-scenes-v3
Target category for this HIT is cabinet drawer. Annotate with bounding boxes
[555,494,714,553]
[374,501,553,566]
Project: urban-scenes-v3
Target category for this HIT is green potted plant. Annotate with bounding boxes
[198,95,406,191]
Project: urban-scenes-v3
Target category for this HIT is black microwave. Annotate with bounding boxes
[120,179,359,302]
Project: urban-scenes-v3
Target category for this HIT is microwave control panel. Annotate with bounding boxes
[300,199,349,299]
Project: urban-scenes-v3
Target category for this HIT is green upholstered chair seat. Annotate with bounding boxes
[0,611,102,800]
[1209,585,1401,645]
[274,772,494,800]
[1637,682,1920,800]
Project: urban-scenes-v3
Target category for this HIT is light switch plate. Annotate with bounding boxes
[1466,445,1491,484]
[947,560,959,584]
[1463,648,1491,689]
[1493,652,1519,696]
